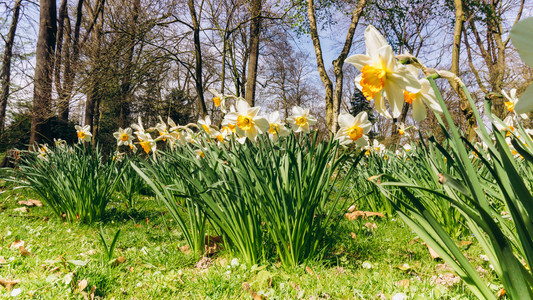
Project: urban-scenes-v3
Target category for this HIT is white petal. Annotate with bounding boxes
[345,54,373,70]
[365,25,389,56]
[378,46,396,72]
[510,17,533,67]
[353,111,368,126]
[412,98,427,122]
[355,135,369,148]
[254,117,270,133]
[338,113,355,128]
[389,65,422,94]
[236,100,250,114]
[515,83,533,114]
[384,79,405,118]
[374,93,391,118]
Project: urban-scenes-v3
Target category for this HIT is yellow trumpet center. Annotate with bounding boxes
[360,64,386,101]
[268,124,280,135]
[398,129,405,135]
[213,97,221,107]
[216,135,224,142]
[198,151,205,158]
[77,131,86,139]
[140,141,151,154]
[295,116,307,127]
[201,124,210,133]
[504,101,514,113]
[348,125,364,141]
[237,115,253,131]
[120,133,129,141]
[403,91,416,104]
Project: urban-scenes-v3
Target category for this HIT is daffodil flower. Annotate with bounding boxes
[198,116,212,134]
[224,100,269,142]
[287,106,317,133]
[75,125,92,143]
[335,112,372,147]
[372,139,385,153]
[510,17,533,114]
[209,89,229,113]
[38,144,49,160]
[136,132,157,159]
[397,122,409,136]
[345,25,421,118]
[402,65,443,121]
[266,111,290,141]
[131,116,146,137]
[113,127,134,146]
[501,89,528,119]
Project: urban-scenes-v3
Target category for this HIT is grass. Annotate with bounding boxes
[0,180,494,299]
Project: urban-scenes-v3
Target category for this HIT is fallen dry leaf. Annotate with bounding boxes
[435,263,453,272]
[0,257,6,264]
[364,222,377,232]
[19,245,31,257]
[81,285,96,300]
[422,243,440,260]
[195,256,213,269]
[350,232,357,240]
[17,199,42,207]
[347,205,356,213]
[430,273,460,287]
[459,241,473,249]
[133,224,142,228]
[345,211,385,220]
[13,207,29,213]
[394,279,410,288]
[305,266,314,275]
[8,239,24,249]
[179,245,191,255]
[242,282,264,300]
[111,256,126,267]
[289,281,300,291]
[0,278,20,291]
[78,279,88,292]
[204,235,223,256]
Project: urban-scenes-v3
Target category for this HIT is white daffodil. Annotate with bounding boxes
[131,116,146,137]
[198,115,212,134]
[335,112,372,147]
[224,100,269,142]
[38,144,49,160]
[345,25,421,118]
[494,115,517,137]
[194,148,206,159]
[397,122,409,136]
[209,89,229,113]
[75,125,92,143]
[266,111,290,141]
[113,127,134,146]
[502,89,528,119]
[403,143,413,152]
[53,138,66,148]
[372,139,385,153]
[403,65,443,121]
[137,132,157,159]
[287,106,317,133]
[510,17,533,114]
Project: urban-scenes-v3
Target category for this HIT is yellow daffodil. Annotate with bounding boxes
[224,100,269,142]
[287,106,317,133]
[74,125,92,143]
[113,127,134,146]
[345,25,421,118]
[510,17,533,114]
[335,112,372,147]
[266,111,290,141]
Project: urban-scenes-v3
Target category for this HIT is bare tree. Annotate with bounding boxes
[0,0,22,135]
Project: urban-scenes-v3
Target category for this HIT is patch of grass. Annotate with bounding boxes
[0,186,495,299]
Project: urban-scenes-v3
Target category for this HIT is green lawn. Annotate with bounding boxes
[0,181,492,299]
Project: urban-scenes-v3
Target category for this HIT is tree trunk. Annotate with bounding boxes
[119,0,140,128]
[0,0,22,135]
[188,0,208,117]
[244,0,262,106]
[308,0,366,132]
[451,0,476,141]
[29,0,57,147]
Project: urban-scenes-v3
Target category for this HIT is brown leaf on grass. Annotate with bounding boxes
[430,273,460,287]
[8,239,24,249]
[179,245,191,255]
[204,235,223,256]
[347,205,356,213]
[305,266,314,275]
[459,241,473,249]
[110,256,126,267]
[350,232,357,240]
[422,243,441,260]
[194,256,213,269]
[19,245,31,257]
[394,279,410,288]
[0,257,6,264]
[289,281,300,291]
[242,282,264,300]
[133,224,142,228]
[345,211,385,220]
[17,199,42,207]
[78,279,88,292]
[13,207,29,213]
[435,263,453,272]
[81,285,96,300]
[364,222,377,232]
[396,263,411,271]
[0,278,20,291]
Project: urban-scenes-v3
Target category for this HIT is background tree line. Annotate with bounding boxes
[0,0,531,151]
